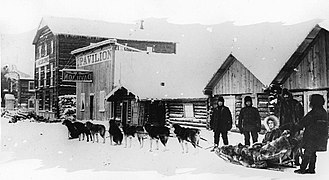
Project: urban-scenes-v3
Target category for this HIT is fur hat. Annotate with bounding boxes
[244,96,252,102]
[217,96,224,103]
[244,96,252,106]
[310,94,325,107]
[263,115,280,131]
[282,88,292,99]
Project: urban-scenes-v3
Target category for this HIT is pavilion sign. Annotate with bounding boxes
[62,69,93,83]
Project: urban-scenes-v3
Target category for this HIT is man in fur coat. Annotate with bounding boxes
[210,96,233,151]
[294,94,328,174]
[238,96,261,146]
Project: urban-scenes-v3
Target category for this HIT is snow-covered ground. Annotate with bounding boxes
[1,117,329,180]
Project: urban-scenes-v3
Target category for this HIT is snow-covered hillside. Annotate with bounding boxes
[1,118,328,180]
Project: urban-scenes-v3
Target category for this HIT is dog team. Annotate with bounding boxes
[62,119,202,153]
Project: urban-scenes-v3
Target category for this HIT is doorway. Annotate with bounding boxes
[121,101,128,126]
[90,95,94,120]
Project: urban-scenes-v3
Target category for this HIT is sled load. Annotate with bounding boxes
[215,130,299,171]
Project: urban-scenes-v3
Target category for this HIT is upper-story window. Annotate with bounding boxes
[50,40,54,54]
[38,46,42,58]
[28,81,35,91]
[44,42,47,55]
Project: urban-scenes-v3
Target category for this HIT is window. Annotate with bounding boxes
[38,46,42,58]
[28,81,34,91]
[184,103,194,118]
[50,63,53,86]
[80,93,85,111]
[28,99,34,109]
[50,40,54,54]
[38,67,41,87]
[44,66,47,86]
[147,46,153,53]
[99,91,105,112]
[44,42,47,55]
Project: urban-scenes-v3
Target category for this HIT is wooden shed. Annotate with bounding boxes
[203,54,267,129]
[270,24,329,113]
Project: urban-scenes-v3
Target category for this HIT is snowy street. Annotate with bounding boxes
[1,118,329,180]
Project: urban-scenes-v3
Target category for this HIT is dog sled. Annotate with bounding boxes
[215,132,298,171]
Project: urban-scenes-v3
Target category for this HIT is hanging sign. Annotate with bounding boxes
[62,69,93,83]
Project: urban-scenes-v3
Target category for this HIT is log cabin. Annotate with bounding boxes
[270,24,329,114]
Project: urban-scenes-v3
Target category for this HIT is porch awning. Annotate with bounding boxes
[104,85,123,100]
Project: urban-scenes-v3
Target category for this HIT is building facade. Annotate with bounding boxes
[271,25,329,113]
[203,54,267,129]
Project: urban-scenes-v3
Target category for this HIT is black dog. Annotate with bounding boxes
[122,124,147,148]
[173,124,201,153]
[109,120,123,145]
[74,121,92,142]
[144,123,170,152]
[62,119,87,140]
[85,121,106,143]
[122,124,137,148]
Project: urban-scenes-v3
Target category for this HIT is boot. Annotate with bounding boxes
[305,154,316,174]
[294,155,310,174]
[210,144,218,152]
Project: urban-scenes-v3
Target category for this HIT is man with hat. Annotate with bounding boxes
[238,96,261,146]
[210,96,233,151]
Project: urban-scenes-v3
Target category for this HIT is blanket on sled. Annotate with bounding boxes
[215,133,295,170]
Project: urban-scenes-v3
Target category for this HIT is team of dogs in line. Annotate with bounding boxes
[62,119,202,153]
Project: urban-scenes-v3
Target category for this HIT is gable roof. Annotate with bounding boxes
[203,54,265,95]
[204,54,236,92]
[271,24,329,85]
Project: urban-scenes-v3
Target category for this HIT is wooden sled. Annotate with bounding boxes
[215,148,294,171]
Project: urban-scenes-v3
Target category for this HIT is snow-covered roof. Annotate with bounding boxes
[33,16,175,44]
[34,17,328,98]
[113,51,206,99]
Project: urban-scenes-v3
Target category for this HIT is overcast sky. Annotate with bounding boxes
[1,0,329,34]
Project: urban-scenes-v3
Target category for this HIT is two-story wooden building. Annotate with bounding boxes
[32,17,176,119]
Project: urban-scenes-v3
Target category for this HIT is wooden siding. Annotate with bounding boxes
[76,46,115,121]
[166,99,208,128]
[283,30,329,90]
[213,60,264,95]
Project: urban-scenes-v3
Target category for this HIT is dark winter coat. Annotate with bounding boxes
[262,128,282,144]
[276,94,304,127]
[298,107,328,152]
[238,106,261,132]
[210,106,232,132]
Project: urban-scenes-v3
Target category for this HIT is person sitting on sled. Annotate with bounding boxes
[262,115,282,144]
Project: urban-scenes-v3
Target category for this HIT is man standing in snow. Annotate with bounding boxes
[294,94,328,174]
[276,88,304,129]
[238,96,261,146]
[210,96,233,151]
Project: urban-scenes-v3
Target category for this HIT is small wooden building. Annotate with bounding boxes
[270,24,329,113]
[203,54,267,128]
